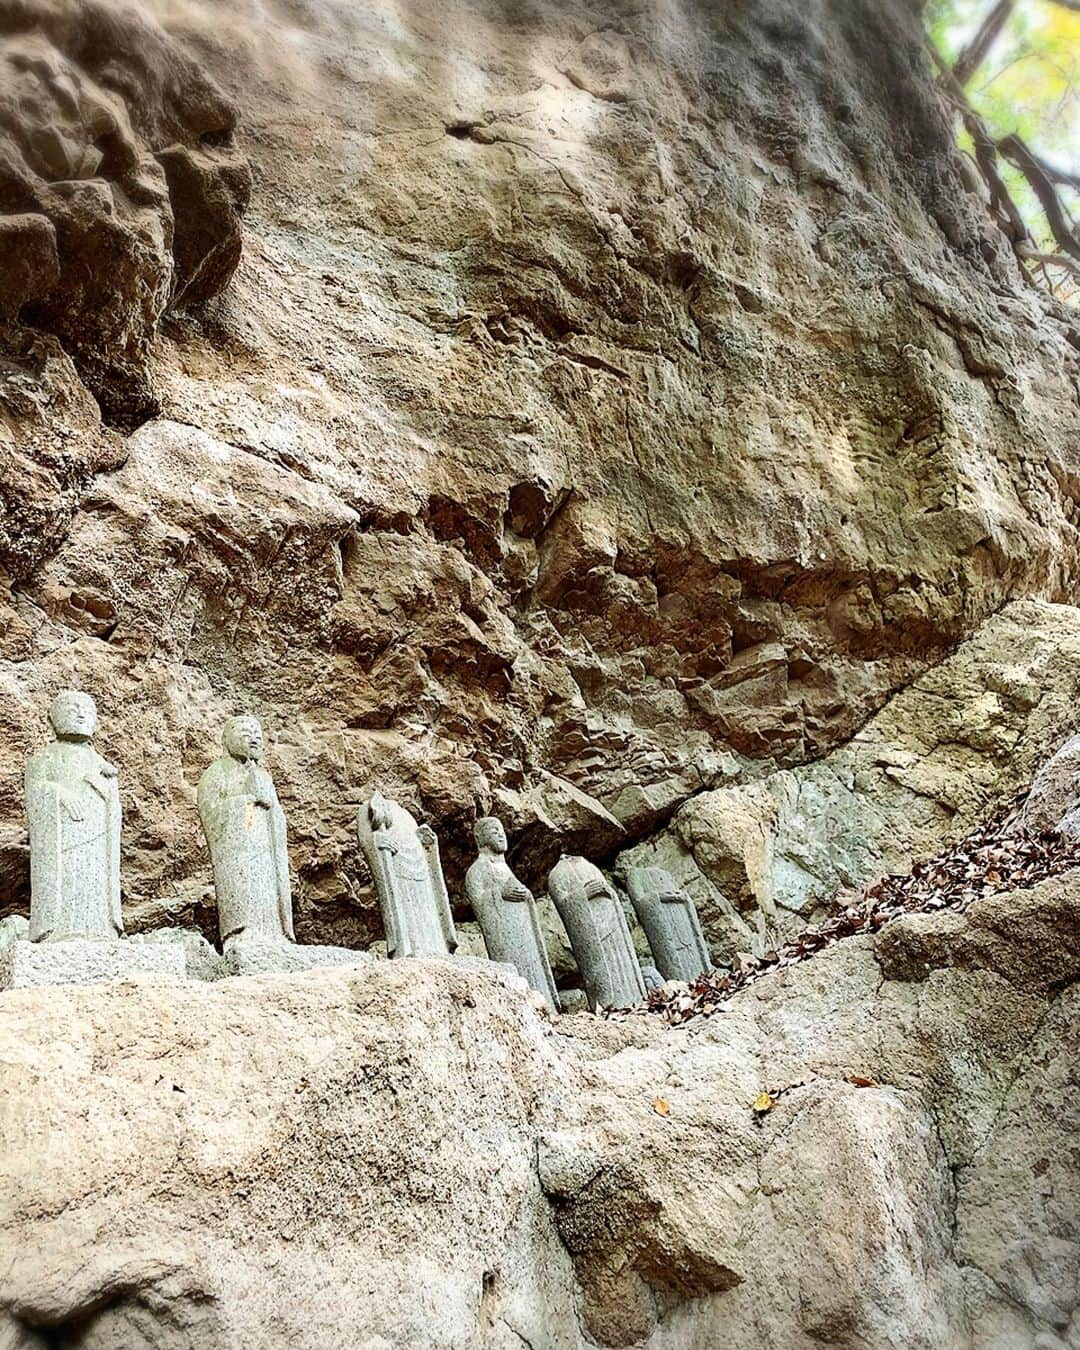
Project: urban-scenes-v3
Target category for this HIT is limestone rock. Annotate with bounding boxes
[1008,732,1080,838]
[0,880,1074,1346]
[0,0,250,425]
[621,601,1080,957]
[0,0,1078,967]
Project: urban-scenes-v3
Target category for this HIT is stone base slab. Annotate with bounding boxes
[0,939,187,991]
[222,938,374,977]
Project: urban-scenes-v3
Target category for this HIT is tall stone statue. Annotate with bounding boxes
[358,792,457,959]
[465,817,558,1009]
[26,690,122,942]
[627,865,712,983]
[547,855,645,1011]
[198,715,294,947]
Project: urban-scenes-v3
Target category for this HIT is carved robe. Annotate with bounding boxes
[358,795,457,959]
[548,855,645,1011]
[26,740,121,942]
[627,865,712,982]
[465,852,558,1008]
[198,755,294,945]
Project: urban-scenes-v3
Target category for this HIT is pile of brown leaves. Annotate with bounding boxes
[610,793,1080,1025]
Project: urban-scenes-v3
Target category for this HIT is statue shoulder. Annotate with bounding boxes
[197,755,235,796]
[464,857,491,892]
[25,743,57,784]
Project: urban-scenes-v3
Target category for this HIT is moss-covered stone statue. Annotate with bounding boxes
[465,816,558,1009]
[198,714,294,947]
[358,791,457,959]
[26,690,122,943]
[547,855,646,1011]
[627,865,712,983]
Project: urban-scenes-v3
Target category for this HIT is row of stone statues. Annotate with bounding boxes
[13,692,712,1009]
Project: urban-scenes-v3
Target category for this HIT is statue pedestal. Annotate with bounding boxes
[222,937,374,978]
[0,939,186,990]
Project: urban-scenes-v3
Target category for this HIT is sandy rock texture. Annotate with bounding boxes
[618,599,1080,956]
[1,0,1078,956]
[1,876,1076,1348]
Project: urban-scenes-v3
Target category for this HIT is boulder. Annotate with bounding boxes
[0,880,1075,1347]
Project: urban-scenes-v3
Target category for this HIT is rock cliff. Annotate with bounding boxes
[1,0,1078,954]
[2,879,1077,1348]
[1,1,1079,1341]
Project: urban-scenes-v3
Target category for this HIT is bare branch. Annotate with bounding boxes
[954,0,1015,86]
[997,134,1080,262]
[931,47,1030,242]
[1016,247,1080,281]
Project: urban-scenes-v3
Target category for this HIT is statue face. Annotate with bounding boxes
[49,690,97,739]
[224,716,264,761]
[475,817,507,852]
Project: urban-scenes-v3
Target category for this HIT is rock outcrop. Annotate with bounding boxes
[0,0,1078,959]
[618,599,1080,957]
[1,876,1076,1347]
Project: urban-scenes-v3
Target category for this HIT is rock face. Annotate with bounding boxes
[1,876,1076,1347]
[0,0,250,423]
[617,600,1080,957]
[0,0,1077,959]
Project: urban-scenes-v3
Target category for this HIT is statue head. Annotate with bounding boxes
[474,816,507,854]
[49,689,97,741]
[223,715,264,762]
[368,790,395,832]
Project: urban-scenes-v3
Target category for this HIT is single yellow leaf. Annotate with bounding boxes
[753,1091,775,1114]
[652,1097,671,1116]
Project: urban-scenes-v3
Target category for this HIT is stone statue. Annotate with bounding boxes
[198,715,294,947]
[26,690,122,942]
[465,817,558,1008]
[547,855,645,1010]
[358,792,457,959]
[627,865,712,983]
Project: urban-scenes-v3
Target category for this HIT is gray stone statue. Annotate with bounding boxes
[627,865,712,982]
[198,715,294,947]
[465,817,558,1009]
[26,690,121,943]
[358,792,457,958]
[547,855,645,1010]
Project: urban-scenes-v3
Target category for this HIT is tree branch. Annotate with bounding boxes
[997,134,1080,262]
[1016,247,1080,281]
[954,0,1015,87]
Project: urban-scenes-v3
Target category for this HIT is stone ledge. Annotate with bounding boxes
[221,938,374,978]
[0,939,187,990]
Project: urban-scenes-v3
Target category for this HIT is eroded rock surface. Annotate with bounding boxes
[618,600,1080,957]
[1,877,1075,1348]
[0,0,1077,959]
[0,0,250,421]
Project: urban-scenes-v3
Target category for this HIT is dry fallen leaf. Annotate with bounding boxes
[752,1091,776,1114]
[652,1097,671,1116]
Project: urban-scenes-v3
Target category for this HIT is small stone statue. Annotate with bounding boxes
[358,792,457,958]
[547,855,645,1010]
[198,715,294,947]
[627,865,712,983]
[26,690,122,942]
[465,816,559,1009]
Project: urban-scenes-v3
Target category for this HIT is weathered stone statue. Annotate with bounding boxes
[465,817,559,1008]
[26,690,122,942]
[358,792,457,958]
[547,855,645,1010]
[627,865,712,983]
[198,715,294,947]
